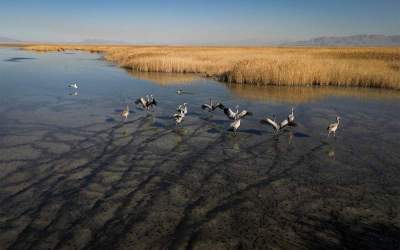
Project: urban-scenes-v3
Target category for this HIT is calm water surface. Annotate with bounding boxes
[0,48,400,249]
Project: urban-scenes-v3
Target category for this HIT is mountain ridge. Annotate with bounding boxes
[0,36,21,43]
[288,34,400,46]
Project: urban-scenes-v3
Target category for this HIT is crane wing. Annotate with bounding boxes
[173,112,184,118]
[288,114,295,122]
[224,108,236,120]
[216,103,226,110]
[280,119,289,129]
[236,110,253,119]
[135,97,147,107]
[201,104,212,110]
[212,102,222,110]
[261,117,280,131]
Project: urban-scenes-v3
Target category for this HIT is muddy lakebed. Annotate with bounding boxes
[0,48,400,249]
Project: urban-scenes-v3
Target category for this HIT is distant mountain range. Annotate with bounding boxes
[80,39,128,44]
[0,36,21,43]
[2,34,400,46]
[0,36,127,44]
[288,35,400,46]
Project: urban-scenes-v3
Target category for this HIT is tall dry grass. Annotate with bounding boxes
[127,71,200,85]
[24,45,400,89]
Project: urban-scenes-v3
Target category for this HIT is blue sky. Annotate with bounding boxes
[1,0,399,44]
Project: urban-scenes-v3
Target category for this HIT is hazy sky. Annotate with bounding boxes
[1,0,399,44]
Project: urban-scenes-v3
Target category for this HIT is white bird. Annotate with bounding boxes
[229,119,241,133]
[220,104,252,120]
[121,104,130,121]
[223,104,238,120]
[280,118,289,129]
[68,83,78,89]
[235,109,253,120]
[176,89,193,95]
[281,107,297,128]
[177,103,188,115]
[173,112,185,125]
[261,115,280,132]
[327,116,341,137]
[261,107,296,132]
[148,94,157,110]
[135,94,157,111]
[201,99,221,112]
[173,103,188,126]
[288,107,295,123]
[224,105,252,133]
[135,96,148,109]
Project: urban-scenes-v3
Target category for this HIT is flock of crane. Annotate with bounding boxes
[69,84,341,137]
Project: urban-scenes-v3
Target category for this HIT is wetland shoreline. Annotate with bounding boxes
[3,44,399,90]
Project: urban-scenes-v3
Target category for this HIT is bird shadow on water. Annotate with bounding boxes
[105,116,117,123]
[206,123,227,134]
[173,126,189,136]
[156,115,173,121]
[327,147,336,160]
[292,132,310,138]
[190,111,204,117]
[153,121,168,129]
[219,133,246,152]
[239,129,263,135]
[207,119,227,125]
[207,127,221,134]
[199,114,231,123]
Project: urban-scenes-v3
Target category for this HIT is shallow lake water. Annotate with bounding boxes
[0,48,400,249]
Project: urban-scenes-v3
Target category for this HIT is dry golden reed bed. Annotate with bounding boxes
[24,45,400,89]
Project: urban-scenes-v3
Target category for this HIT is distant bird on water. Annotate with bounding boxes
[135,94,157,111]
[176,89,194,95]
[121,104,130,121]
[327,116,341,137]
[68,83,78,89]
